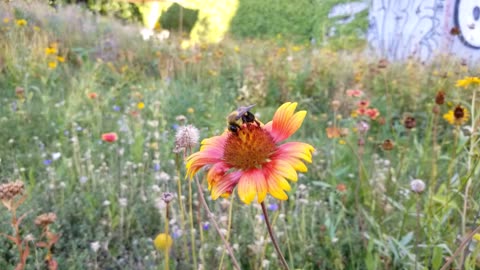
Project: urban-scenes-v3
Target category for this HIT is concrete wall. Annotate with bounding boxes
[368,0,480,62]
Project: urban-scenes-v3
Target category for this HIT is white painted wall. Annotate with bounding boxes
[367,0,480,62]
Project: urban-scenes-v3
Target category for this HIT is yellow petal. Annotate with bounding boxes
[266,176,288,200]
[274,160,298,182]
[237,172,257,204]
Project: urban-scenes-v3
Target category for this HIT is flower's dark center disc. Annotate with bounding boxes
[223,125,276,170]
[454,106,464,119]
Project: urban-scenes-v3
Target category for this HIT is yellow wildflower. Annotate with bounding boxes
[48,61,57,69]
[474,233,480,242]
[45,47,57,55]
[3,18,10,24]
[456,76,480,88]
[443,105,470,126]
[56,56,65,63]
[292,45,302,52]
[338,139,346,145]
[137,102,145,110]
[16,19,27,26]
[187,107,194,114]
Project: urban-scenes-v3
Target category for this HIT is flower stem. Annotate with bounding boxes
[439,224,480,270]
[446,126,459,209]
[414,194,421,270]
[260,201,290,270]
[187,179,198,268]
[164,206,169,270]
[174,154,189,262]
[193,176,241,270]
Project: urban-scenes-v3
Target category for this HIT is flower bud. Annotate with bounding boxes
[154,233,173,251]
[161,192,174,204]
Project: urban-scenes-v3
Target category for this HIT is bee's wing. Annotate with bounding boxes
[235,104,256,119]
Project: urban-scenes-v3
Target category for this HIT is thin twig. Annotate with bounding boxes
[439,224,480,270]
[193,176,241,270]
[261,202,290,270]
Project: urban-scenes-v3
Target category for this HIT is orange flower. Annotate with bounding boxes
[87,92,98,99]
[102,132,118,142]
[366,108,380,120]
[346,89,363,97]
[186,102,314,204]
[336,183,347,192]
[358,100,370,108]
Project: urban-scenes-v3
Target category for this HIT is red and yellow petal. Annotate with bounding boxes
[263,164,291,200]
[266,175,289,200]
[200,133,227,148]
[274,142,314,163]
[269,102,307,143]
[206,162,229,189]
[237,169,267,204]
[210,171,241,200]
[185,134,227,178]
[271,159,299,182]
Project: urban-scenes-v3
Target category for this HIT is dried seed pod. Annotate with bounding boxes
[0,181,24,201]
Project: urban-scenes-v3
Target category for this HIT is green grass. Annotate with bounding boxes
[1,1,480,270]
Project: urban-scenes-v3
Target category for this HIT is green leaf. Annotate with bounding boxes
[431,246,443,270]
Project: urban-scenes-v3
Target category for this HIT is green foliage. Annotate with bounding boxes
[230,0,316,41]
[50,0,367,48]
[230,0,367,47]
[50,0,140,20]
[160,3,198,33]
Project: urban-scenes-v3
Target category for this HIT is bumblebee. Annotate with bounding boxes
[226,104,261,133]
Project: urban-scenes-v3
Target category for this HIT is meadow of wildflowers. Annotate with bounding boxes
[2,1,480,270]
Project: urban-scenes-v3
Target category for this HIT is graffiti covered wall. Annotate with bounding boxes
[368,0,480,62]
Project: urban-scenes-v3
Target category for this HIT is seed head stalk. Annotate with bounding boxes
[414,194,421,270]
[187,172,197,268]
[186,143,240,270]
[197,195,205,268]
[183,148,198,268]
[164,205,170,270]
[174,154,190,262]
[446,126,459,210]
[261,201,290,270]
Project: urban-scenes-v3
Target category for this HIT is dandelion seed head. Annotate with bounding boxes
[174,125,200,153]
[410,179,426,194]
